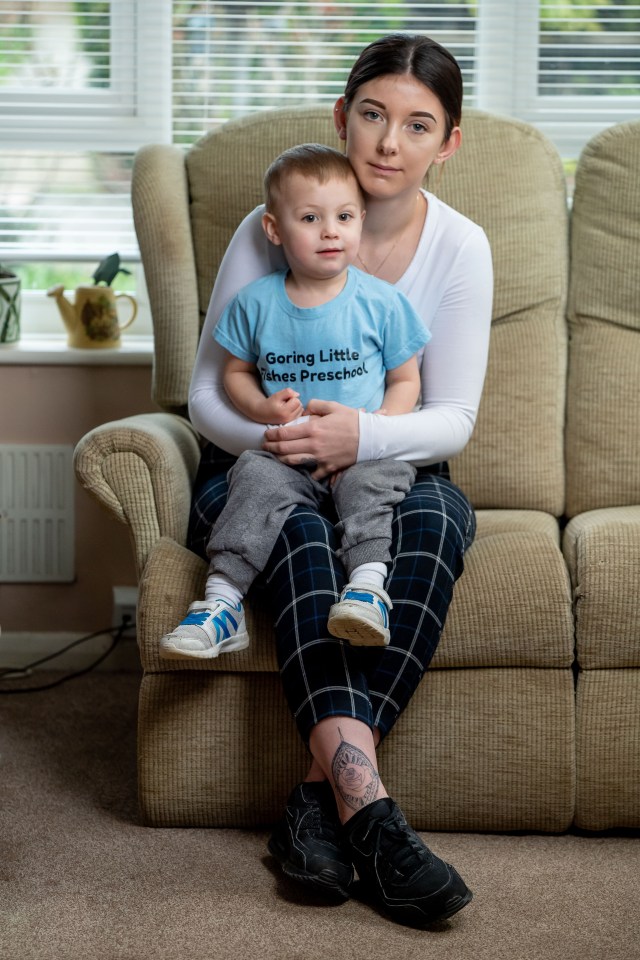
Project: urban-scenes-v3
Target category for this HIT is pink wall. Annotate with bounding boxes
[0,364,158,633]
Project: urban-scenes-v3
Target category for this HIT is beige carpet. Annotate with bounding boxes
[1,668,639,960]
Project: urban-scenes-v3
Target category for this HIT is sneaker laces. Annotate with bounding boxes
[375,812,433,879]
[298,786,341,844]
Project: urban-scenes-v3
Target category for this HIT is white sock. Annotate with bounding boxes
[205,574,244,607]
[348,562,387,591]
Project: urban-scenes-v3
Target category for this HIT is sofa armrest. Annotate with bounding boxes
[74,412,201,576]
[133,145,200,414]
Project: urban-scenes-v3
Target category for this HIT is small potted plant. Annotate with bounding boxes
[0,264,21,344]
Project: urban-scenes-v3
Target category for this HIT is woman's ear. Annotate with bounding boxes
[333,96,347,141]
[434,126,462,164]
[262,212,282,246]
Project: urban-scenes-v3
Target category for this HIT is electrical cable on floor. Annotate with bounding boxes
[0,616,133,694]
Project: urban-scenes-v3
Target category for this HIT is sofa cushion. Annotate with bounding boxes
[563,506,640,669]
[437,513,573,669]
[450,309,567,514]
[566,120,640,517]
[138,520,573,675]
[434,112,568,515]
[138,665,576,832]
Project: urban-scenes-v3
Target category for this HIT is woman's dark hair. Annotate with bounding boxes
[343,34,463,141]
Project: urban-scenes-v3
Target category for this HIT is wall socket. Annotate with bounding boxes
[112,585,138,638]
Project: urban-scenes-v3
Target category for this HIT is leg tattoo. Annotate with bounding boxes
[331,728,380,812]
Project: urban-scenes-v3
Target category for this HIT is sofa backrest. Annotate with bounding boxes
[432,112,568,514]
[566,120,640,518]
[186,107,341,324]
[133,106,569,514]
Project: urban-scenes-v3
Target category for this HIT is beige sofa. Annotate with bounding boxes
[74,109,640,833]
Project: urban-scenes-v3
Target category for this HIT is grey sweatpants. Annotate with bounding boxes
[206,449,417,594]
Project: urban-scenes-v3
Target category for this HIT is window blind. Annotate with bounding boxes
[0,0,638,292]
[0,0,169,271]
[539,1,640,98]
[171,2,478,145]
[0,151,137,261]
[533,0,640,155]
[474,0,640,157]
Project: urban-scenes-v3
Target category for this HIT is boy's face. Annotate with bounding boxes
[262,172,365,281]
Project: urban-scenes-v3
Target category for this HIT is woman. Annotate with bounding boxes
[188,34,493,928]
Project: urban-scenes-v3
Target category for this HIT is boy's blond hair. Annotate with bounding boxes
[264,143,364,213]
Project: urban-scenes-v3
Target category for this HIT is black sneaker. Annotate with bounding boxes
[267,781,354,902]
[345,797,472,927]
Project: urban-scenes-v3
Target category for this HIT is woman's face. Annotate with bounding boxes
[334,73,461,201]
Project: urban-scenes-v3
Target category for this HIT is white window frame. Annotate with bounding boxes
[1,0,172,152]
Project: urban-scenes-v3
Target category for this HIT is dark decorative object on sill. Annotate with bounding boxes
[0,265,21,344]
[47,253,137,350]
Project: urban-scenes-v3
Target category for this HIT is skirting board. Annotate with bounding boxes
[0,632,140,674]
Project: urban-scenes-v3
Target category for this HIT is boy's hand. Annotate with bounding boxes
[263,388,305,424]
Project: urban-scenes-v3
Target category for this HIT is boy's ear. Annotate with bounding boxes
[262,211,282,245]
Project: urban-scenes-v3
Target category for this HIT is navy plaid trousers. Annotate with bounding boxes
[188,443,476,744]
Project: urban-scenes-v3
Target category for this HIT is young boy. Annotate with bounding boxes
[160,144,430,660]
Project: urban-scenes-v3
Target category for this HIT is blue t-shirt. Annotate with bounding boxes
[213,267,430,412]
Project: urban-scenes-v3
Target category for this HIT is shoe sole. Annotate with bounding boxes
[267,834,352,903]
[159,630,250,660]
[437,887,473,921]
[327,608,389,647]
[379,880,473,928]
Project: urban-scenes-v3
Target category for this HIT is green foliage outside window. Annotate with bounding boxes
[74,1,111,85]
[0,1,111,87]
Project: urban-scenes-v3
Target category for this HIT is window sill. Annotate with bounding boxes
[0,333,153,365]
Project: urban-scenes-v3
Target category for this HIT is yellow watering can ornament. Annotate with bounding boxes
[48,253,137,349]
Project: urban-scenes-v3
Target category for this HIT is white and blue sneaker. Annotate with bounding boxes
[159,599,249,660]
[327,583,392,647]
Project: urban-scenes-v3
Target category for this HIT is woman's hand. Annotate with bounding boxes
[262,399,360,479]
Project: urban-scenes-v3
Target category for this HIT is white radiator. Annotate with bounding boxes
[0,444,75,582]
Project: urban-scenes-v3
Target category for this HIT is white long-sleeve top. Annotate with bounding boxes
[189,189,493,466]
